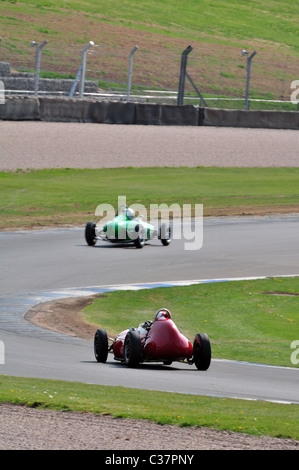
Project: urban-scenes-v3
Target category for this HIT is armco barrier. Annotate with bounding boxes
[204,108,299,129]
[0,96,298,129]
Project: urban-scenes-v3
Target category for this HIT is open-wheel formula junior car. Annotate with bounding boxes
[85,205,172,249]
[94,308,212,370]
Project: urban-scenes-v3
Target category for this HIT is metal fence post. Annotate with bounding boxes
[69,64,82,98]
[0,80,4,105]
[177,45,193,105]
[242,49,257,110]
[79,41,94,99]
[31,40,48,96]
[127,45,138,101]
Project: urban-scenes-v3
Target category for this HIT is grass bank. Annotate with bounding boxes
[1,1,298,103]
[83,277,299,368]
[1,376,298,441]
[2,0,298,52]
[1,167,299,230]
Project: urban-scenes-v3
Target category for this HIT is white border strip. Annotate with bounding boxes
[50,273,299,298]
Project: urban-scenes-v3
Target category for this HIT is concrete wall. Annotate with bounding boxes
[0,96,40,120]
[204,108,299,129]
[0,96,298,129]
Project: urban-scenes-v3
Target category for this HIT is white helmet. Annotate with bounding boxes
[154,308,172,321]
[126,208,135,220]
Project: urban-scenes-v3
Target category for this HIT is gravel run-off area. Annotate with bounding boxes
[1,402,299,451]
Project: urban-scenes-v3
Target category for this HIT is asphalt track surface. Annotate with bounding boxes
[1,217,299,404]
[0,122,299,405]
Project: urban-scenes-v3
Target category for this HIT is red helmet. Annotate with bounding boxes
[154,308,172,321]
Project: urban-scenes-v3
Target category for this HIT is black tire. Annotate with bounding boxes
[193,333,211,370]
[134,236,145,248]
[85,221,97,246]
[94,329,108,363]
[124,330,142,367]
[160,223,172,246]
[134,224,145,249]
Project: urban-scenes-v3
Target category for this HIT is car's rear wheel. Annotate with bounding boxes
[124,330,142,367]
[134,224,145,248]
[85,221,97,246]
[193,333,211,370]
[94,329,108,363]
[159,223,172,246]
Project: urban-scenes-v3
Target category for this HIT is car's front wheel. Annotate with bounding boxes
[85,221,97,246]
[94,329,108,363]
[193,333,211,370]
[124,330,142,367]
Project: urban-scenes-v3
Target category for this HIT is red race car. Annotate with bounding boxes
[94,308,211,370]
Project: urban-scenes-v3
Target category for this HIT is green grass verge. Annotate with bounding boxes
[83,277,299,368]
[1,167,299,229]
[3,0,299,52]
[1,376,298,441]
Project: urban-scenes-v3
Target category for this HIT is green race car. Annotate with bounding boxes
[85,205,172,249]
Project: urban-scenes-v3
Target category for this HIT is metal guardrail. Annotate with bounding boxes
[2,88,297,110]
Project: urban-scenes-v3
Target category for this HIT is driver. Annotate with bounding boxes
[153,308,172,321]
[136,320,152,335]
[125,208,135,220]
[136,308,172,335]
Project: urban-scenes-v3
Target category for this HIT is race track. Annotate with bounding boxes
[0,123,299,404]
[1,217,299,404]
